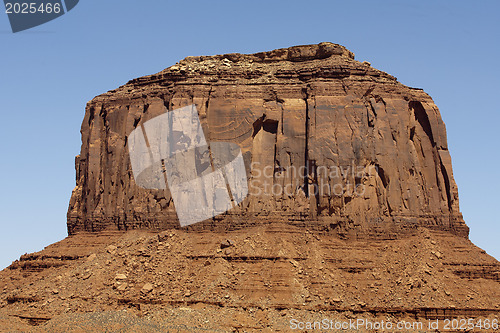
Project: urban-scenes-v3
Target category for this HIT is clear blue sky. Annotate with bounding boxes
[0,0,498,269]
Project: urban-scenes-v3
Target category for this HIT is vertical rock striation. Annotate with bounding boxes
[67,42,468,238]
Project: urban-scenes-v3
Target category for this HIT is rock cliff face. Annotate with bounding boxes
[67,42,468,238]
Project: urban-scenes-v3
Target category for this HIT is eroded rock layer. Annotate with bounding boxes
[0,226,498,331]
[67,42,467,238]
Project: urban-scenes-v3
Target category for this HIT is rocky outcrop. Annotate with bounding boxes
[67,42,468,238]
[1,225,498,331]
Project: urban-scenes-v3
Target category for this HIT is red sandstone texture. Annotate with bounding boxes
[0,226,498,332]
[67,42,467,238]
[0,43,498,332]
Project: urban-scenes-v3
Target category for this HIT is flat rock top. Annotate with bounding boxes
[96,42,402,103]
[177,42,355,64]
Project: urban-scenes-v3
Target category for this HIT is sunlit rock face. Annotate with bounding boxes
[67,42,467,238]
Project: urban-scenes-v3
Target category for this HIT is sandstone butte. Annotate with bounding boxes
[0,43,498,332]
